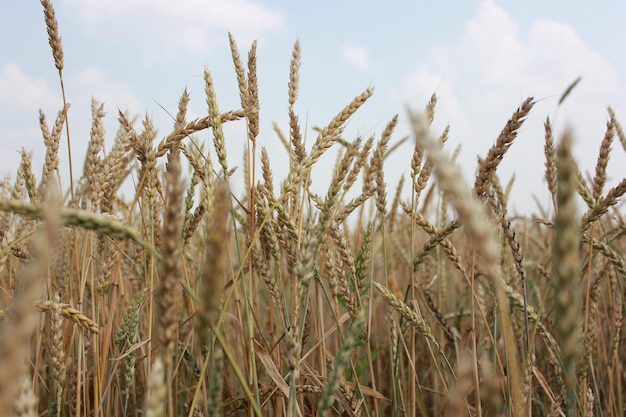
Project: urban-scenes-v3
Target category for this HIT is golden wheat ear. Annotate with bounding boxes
[0,196,61,415]
[41,0,74,199]
[553,131,581,417]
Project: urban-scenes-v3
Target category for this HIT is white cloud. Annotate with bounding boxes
[399,72,469,133]
[396,0,625,213]
[69,68,143,116]
[0,64,61,178]
[0,63,147,182]
[341,42,372,72]
[61,0,286,58]
[463,0,528,85]
[0,63,58,111]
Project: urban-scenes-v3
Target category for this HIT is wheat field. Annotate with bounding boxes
[0,1,625,416]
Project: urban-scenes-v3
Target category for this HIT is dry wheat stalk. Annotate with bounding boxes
[155,145,184,350]
[0,197,59,415]
[411,109,526,417]
[251,239,283,319]
[182,151,201,233]
[196,181,230,342]
[35,299,99,334]
[413,94,443,199]
[490,173,507,212]
[39,108,67,193]
[100,125,133,213]
[207,341,224,417]
[412,220,459,273]
[272,120,290,152]
[20,150,38,203]
[8,23,626,416]
[261,147,275,202]
[500,210,530,347]
[553,131,581,415]
[415,126,449,200]
[374,282,440,350]
[41,0,63,72]
[115,288,149,412]
[319,139,362,231]
[374,116,399,216]
[328,224,358,317]
[143,358,166,417]
[475,97,534,199]
[608,107,626,153]
[411,137,424,189]
[318,309,365,415]
[0,199,154,254]
[173,88,190,130]
[49,295,67,417]
[345,135,374,196]
[0,219,15,279]
[204,68,230,176]
[294,226,318,333]
[155,110,245,158]
[575,169,595,211]
[577,263,606,391]
[479,353,504,416]
[83,98,106,209]
[610,271,623,372]
[141,116,164,246]
[591,117,615,202]
[281,87,374,202]
[229,32,248,110]
[40,0,74,200]
[387,175,405,235]
[288,39,301,109]
[446,350,474,417]
[584,387,594,417]
[544,117,557,208]
[12,371,38,417]
[580,232,626,277]
[183,139,214,244]
[255,187,280,262]
[155,144,185,417]
[580,178,626,231]
[247,41,260,143]
[12,165,26,202]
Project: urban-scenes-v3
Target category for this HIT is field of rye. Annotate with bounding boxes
[0,1,625,417]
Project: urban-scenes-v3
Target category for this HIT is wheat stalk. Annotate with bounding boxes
[553,131,581,415]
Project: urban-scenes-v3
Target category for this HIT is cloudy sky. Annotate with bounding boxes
[1,0,625,215]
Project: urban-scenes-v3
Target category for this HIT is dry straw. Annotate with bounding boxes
[410,109,526,417]
[0,198,60,415]
[553,131,581,415]
[143,358,166,417]
[41,0,74,197]
[475,97,534,199]
[41,0,63,72]
[155,144,185,417]
[4,7,626,415]
[317,309,366,415]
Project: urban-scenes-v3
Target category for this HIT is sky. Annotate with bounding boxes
[1,0,625,216]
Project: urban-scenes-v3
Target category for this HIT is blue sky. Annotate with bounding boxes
[1,0,625,215]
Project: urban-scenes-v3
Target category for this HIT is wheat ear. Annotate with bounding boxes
[317,309,366,415]
[0,199,59,415]
[155,144,185,417]
[553,131,581,416]
[41,0,74,199]
[12,370,38,417]
[475,97,534,199]
[410,109,526,417]
[143,358,166,417]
